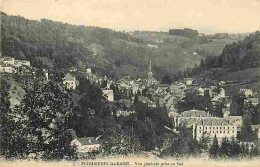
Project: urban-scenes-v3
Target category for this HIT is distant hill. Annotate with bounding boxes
[0,12,248,79]
[189,31,260,80]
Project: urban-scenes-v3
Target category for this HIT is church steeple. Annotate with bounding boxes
[147,59,153,86]
[149,59,152,72]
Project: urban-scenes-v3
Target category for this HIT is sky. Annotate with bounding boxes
[1,0,260,34]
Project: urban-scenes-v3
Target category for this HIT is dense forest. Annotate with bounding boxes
[2,12,245,80]
[1,12,189,79]
[169,28,198,38]
[0,12,154,79]
[182,31,260,78]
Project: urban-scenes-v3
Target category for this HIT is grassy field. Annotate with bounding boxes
[193,38,238,56]
[131,33,245,73]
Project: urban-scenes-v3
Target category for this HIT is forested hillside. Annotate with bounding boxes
[189,31,260,78]
[1,12,245,79]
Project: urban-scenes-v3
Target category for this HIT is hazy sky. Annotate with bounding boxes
[1,0,260,34]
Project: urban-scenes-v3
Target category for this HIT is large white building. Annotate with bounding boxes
[176,110,237,142]
[194,118,237,141]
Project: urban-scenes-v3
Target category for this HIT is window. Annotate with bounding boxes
[200,127,201,129]
[205,127,207,129]
[233,127,234,129]
[220,127,222,129]
[210,127,211,129]
[228,131,229,133]
[200,131,201,133]
[223,131,225,133]
[210,131,211,133]
[228,127,229,129]
[220,131,222,133]
[233,130,234,133]
[213,127,215,129]
[217,127,218,129]
[217,131,218,133]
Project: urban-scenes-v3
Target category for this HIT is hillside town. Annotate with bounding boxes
[1,55,260,159]
[1,1,260,163]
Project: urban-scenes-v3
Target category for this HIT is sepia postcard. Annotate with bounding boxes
[0,0,260,166]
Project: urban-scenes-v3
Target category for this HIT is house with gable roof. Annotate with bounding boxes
[63,73,77,90]
[71,137,101,155]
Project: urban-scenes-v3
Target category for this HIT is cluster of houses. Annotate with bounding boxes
[62,68,115,103]
[59,64,260,156]
[0,57,31,73]
[239,88,259,106]
[113,62,260,144]
[3,56,259,155]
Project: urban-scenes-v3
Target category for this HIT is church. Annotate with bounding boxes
[147,60,155,86]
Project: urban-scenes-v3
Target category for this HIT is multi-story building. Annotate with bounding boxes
[3,57,15,66]
[194,118,237,142]
[0,64,16,73]
[175,110,237,142]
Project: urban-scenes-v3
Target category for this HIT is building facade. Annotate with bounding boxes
[102,89,114,102]
[63,73,77,90]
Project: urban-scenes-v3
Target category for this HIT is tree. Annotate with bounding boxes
[198,132,210,153]
[230,137,242,158]
[250,145,258,157]
[241,142,250,157]
[240,111,255,142]
[171,125,197,156]
[0,78,21,158]
[209,134,219,159]
[101,127,142,155]
[5,77,76,159]
[176,89,212,113]
[218,137,231,158]
[161,74,172,85]
[73,77,110,137]
[110,83,121,101]
[100,79,108,89]
[134,93,139,105]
